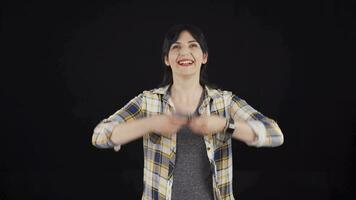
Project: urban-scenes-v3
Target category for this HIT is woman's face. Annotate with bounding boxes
[164,30,208,78]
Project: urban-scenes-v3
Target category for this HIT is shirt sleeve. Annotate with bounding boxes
[91,93,145,152]
[229,94,284,147]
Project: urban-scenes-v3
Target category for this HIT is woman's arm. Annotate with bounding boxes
[91,93,145,151]
[229,94,284,147]
[231,119,258,144]
[109,117,153,149]
[92,92,188,152]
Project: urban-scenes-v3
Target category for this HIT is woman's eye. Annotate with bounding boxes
[171,44,198,49]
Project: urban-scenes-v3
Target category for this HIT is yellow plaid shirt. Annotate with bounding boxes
[92,84,284,200]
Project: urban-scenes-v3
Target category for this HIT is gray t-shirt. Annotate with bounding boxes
[171,91,214,200]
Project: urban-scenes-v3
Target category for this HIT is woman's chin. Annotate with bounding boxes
[172,66,201,77]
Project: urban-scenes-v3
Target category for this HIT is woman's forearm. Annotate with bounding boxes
[110,117,154,146]
[232,120,257,144]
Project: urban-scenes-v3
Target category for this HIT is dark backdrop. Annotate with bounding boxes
[1,0,355,199]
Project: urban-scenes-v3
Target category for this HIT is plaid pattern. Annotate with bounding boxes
[92,84,284,200]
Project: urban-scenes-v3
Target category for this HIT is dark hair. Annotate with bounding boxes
[158,24,218,89]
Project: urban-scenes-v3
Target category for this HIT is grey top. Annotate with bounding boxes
[171,90,214,200]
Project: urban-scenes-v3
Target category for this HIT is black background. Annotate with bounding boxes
[1,0,355,199]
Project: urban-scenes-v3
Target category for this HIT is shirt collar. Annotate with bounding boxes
[151,83,221,109]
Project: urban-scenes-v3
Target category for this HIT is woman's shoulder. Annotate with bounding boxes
[205,85,235,99]
[136,85,170,99]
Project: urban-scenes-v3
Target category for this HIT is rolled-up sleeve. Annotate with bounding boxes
[91,93,145,151]
[229,94,284,147]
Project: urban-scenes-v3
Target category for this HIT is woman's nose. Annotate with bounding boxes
[179,46,191,55]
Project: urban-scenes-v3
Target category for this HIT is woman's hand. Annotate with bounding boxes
[148,114,188,138]
[187,114,227,136]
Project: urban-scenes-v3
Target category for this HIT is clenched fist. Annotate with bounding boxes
[187,114,227,136]
[148,114,189,138]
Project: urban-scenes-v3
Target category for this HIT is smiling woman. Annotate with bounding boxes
[159,24,214,90]
[91,24,284,200]
[164,31,207,80]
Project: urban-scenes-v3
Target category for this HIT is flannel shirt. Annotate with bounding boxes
[92,84,284,200]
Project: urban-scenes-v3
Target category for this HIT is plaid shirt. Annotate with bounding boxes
[92,84,284,200]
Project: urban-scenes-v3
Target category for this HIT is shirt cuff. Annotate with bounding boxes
[245,120,266,147]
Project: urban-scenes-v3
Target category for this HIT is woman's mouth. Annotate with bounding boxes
[177,59,194,67]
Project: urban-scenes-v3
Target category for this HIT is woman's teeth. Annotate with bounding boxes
[178,61,194,65]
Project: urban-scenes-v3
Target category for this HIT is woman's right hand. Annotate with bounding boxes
[148,114,188,138]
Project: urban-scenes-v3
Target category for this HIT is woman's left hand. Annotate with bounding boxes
[187,114,227,136]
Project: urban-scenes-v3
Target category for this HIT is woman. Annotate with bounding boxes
[92,24,284,200]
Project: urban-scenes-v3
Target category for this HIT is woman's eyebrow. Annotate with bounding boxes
[173,40,198,44]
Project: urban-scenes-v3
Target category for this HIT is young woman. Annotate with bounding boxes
[92,24,284,200]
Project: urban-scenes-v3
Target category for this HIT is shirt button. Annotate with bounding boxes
[207,147,211,151]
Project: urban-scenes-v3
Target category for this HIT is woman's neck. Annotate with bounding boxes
[170,75,203,102]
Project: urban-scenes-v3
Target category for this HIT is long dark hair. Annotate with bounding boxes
[158,24,218,89]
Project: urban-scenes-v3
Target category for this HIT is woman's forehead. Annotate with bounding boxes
[176,31,196,41]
